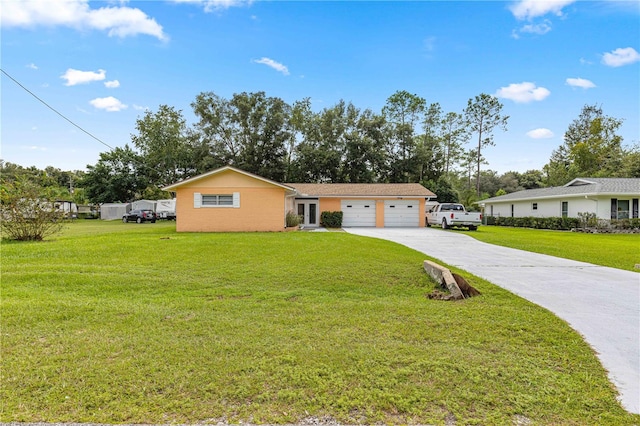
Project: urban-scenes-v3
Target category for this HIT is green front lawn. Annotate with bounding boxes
[2,221,637,425]
[458,225,640,272]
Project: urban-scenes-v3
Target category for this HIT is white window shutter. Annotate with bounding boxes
[194,192,202,208]
[233,192,240,208]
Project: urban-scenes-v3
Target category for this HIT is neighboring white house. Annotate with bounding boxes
[477,178,640,220]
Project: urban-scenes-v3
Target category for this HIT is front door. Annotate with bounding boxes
[296,200,319,227]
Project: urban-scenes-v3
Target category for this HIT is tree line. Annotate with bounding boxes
[1,91,638,208]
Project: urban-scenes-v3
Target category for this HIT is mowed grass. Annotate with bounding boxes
[456,225,640,272]
[1,221,637,425]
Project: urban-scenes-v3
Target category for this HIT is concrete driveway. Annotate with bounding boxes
[343,227,640,414]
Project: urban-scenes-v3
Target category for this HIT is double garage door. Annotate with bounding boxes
[340,200,420,227]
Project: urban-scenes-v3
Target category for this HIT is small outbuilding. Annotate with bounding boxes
[100,203,131,220]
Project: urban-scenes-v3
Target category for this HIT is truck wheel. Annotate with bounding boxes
[122,217,127,223]
[137,217,142,224]
[442,219,448,229]
[468,226,477,231]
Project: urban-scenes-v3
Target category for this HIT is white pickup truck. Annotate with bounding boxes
[427,203,482,231]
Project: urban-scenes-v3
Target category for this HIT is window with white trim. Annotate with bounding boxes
[532,202,538,211]
[194,192,240,208]
[203,195,233,206]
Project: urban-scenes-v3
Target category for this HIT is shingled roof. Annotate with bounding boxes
[285,183,436,198]
[478,178,640,204]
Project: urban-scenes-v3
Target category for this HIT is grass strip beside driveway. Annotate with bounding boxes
[1,221,637,424]
[458,225,640,272]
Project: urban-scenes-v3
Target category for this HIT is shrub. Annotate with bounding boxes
[577,212,598,229]
[611,218,640,230]
[0,180,66,241]
[487,216,580,230]
[285,210,301,227]
[320,211,343,228]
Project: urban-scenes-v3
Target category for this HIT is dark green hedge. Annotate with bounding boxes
[611,218,640,230]
[486,216,580,230]
[320,211,343,228]
[485,216,640,230]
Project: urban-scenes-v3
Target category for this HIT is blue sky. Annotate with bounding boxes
[1,0,639,174]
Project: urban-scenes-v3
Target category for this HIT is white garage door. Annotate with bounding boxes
[384,200,420,227]
[341,200,376,227]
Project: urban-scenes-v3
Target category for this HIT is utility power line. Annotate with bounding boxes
[1,68,115,151]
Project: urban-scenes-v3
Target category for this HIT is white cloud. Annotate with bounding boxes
[104,80,120,88]
[519,20,552,35]
[526,128,554,139]
[89,96,127,112]
[602,47,640,67]
[61,68,106,86]
[26,63,38,70]
[1,0,167,41]
[496,82,550,103]
[510,0,575,20]
[133,104,149,111]
[172,0,251,12]
[566,77,596,89]
[252,57,289,75]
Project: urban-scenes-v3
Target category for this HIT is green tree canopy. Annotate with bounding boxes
[80,146,147,204]
[544,104,625,185]
[131,105,199,187]
[464,93,509,196]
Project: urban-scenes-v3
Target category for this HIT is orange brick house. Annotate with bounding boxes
[163,166,436,232]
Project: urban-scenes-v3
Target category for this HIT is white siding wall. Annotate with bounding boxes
[486,196,609,219]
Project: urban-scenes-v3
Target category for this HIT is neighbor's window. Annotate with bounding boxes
[532,202,538,211]
[561,201,568,218]
[202,194,233,206]
[617,200,630,219]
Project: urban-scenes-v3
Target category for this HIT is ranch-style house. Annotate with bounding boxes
[163,166,437,232]
[477,177,640,220]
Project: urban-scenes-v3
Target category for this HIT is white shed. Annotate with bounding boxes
[100,203,131,220]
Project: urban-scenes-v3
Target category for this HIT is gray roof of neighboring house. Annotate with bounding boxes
[285,183,436,198]
[478,178,640,204]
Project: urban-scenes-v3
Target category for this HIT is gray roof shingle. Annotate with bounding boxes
[479,178,640,203]
[285,183,435,197]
